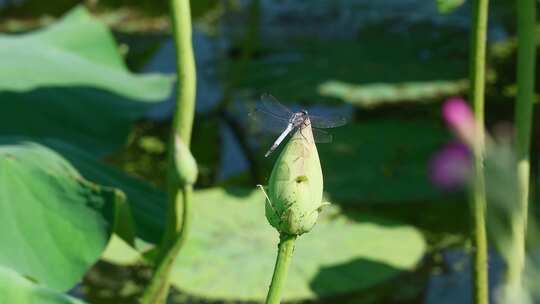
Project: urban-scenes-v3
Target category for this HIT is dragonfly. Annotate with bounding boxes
[250,94,347,157]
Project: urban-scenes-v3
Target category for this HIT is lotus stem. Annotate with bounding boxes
[141,186,193,303]
[508,0,536,290]
[265,234,297,304]
[161,0,196,255]
[142,0,197,302]
[469,0,489,303]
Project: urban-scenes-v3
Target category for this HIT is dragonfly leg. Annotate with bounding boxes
[299,126,311,143]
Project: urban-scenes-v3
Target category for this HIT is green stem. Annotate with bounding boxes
[469,0,489,303]
[142,0,197,303]
[509,0,536,288]
[161,0,197,252]
[170,0,196,145]
[141,186,193,303]
[265,234,297,304]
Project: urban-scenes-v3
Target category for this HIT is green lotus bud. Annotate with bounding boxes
[258,121,328,235]
[173,135,198,186]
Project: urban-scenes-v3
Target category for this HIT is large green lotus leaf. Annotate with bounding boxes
[170,188,426,301]
[0,136,165,245]
[227,22,467,104]
[0,6,173,155]
[0,88,157,156]
[0,266,85,304]
[0,141,126,290]
[319,120,449,204]
[41,139,167,244]
[0,6,172,101]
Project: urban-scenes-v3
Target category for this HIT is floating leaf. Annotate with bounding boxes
[0,266,85,304]
[0,141,127,290]
[101,234,144,266]
[436,0,466,14]
[0,6,174,155]
[319,120,449,204]
[318,79,468,108]
[169,188,426,301]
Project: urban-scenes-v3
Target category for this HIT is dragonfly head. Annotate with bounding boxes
[300,110,310,123]
[300,110,310,126]
[291,111,309,127]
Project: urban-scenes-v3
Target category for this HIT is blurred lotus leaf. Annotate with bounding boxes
[101,234,145,266]
[169,188,426,301]
[436,0,466,14]
[226,22,468,105]
[318,79,468,108]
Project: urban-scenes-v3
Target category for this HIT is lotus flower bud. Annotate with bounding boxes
[259,120,327,235]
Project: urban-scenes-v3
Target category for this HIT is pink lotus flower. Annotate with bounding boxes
[429,97,476,190]
[429,141,472,191]
[442,98,476,147]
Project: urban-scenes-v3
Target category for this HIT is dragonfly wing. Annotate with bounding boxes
[260,93,293,118]
[312,128,333,143]
[309,114,347,129]
[248,107,290,134]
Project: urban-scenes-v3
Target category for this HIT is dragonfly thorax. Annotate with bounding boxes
[289,111,309,128]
